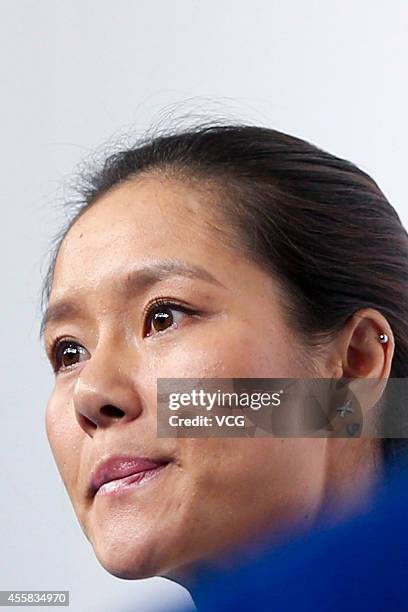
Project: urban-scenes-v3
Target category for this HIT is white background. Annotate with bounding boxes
[1,1,407,611]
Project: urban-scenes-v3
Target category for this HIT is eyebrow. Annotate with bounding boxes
[39,260,224,340]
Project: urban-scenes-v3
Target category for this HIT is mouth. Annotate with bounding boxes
[89,456,171,498]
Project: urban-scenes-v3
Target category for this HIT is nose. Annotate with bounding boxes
[72,335,143,437]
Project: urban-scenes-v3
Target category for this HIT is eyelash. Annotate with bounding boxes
[47,297,198,375]
[142,297,197,336]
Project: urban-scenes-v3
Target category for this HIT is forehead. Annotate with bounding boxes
[51,176,237,297]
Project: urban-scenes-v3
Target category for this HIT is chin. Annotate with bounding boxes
[94,545,157,580]
[91,533,173,580]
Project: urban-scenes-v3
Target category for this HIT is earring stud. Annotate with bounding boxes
[378,333,389,344]
[336,398,354,418]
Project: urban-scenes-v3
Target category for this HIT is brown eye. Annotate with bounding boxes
[152,308,174,333]
[53,340,88,373]
[145,300,196,337]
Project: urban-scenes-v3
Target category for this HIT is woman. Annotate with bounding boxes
[40,123,408,599]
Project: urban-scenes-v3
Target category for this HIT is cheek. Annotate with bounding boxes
[168,437,326,560]
[45,393,83,490]
[154,321,300,379]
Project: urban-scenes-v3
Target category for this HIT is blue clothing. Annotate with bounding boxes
[186,467,408,611]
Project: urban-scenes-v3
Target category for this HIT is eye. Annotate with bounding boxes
[49,338,89,374]
[144,298,197,337]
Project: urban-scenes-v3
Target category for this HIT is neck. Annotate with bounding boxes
[160,557,222,606]
[319,437,384,525]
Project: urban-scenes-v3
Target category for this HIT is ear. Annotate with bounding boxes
[323,307,395,436]
[325,307,394,380]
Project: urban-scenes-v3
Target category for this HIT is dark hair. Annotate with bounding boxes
[40,121,408,466]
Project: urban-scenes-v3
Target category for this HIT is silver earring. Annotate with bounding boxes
[378,333,389,344]
[336,398,354,418]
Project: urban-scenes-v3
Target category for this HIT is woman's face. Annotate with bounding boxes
[44,176,330,580]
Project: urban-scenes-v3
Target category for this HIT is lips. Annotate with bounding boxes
[89,455,169,497]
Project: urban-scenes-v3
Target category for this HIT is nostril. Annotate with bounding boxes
[100,405,125,419]
[78,413,97,430]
